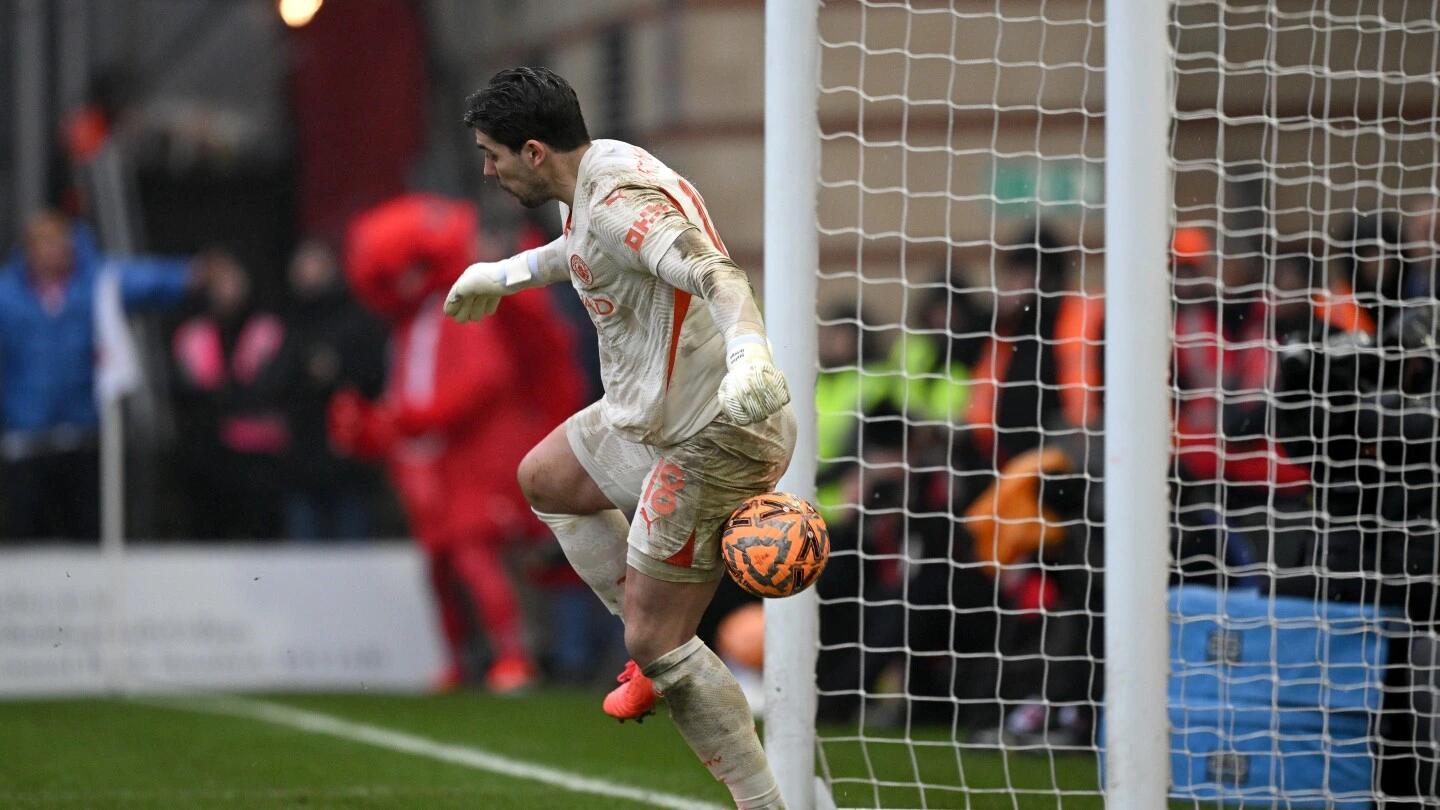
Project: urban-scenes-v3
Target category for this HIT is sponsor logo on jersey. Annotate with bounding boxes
[569,254,593,287]
[581,293,615,317]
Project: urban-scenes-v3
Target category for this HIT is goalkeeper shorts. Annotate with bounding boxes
[565,400,797,583]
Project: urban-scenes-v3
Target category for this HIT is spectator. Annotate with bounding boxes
[0,211,198,541]
[964,224,1103,467]
[812,416,921,723]
[891,270,994,519]
[1169,230,1310,588]
[1337,213,1418,337]
[170,249,288,540]
[334,193,582,694]
[272,239,387,540]
[811,304,927,724]
[1271,217,1439,611]
[814,304,898,522]
[958,223,1105,746]
[888,278,988,430]
[963,427,1105,748]
[1273,285,1440,806]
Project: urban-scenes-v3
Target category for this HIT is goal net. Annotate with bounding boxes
[773,0,1440,807]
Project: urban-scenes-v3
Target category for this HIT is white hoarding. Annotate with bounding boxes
[0,544,445,696]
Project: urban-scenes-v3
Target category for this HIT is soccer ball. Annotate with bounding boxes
[721,492,829,599]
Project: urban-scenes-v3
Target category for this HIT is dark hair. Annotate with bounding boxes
[463,67,590,152]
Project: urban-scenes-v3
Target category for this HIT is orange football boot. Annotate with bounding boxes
[603,659,658,723]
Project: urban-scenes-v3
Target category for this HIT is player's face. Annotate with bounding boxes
[475,131,549,209]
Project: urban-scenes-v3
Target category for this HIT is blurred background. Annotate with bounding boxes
[0,0,781,538]
[0,0,800,705]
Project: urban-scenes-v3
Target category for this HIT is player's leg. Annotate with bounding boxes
[620,411,796,810]
[517,420,612,515]
[521,402,652,616]
[625,569,784,810]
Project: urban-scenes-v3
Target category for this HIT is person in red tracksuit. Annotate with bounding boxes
[330,193,582,693]
[1170,228,1311,518]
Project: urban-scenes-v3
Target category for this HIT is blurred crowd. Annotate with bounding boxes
[802,199,1440,801]
[0,196,619,694]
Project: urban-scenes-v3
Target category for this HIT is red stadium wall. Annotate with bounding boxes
[288,0,427,241]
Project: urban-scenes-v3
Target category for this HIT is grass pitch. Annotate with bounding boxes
[0,690,1115,809]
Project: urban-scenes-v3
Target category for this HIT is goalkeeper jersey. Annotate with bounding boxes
[560,138,730,446]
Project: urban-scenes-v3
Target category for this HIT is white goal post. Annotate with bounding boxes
[763,1,823,809]
[1098,1,1171,809]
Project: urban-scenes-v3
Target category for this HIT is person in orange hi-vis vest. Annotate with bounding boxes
[962,224,1104,469]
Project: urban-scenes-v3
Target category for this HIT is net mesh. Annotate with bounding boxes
[809,0,1440,806]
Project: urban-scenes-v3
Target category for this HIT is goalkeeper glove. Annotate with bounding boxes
[718,336,791,425]
[444,253,537,324]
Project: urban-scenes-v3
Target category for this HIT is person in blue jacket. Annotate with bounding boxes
[0,210,199,541]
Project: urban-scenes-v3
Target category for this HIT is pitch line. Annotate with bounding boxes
[151,695,728,810]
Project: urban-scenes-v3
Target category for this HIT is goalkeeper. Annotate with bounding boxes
[446,67,795,810]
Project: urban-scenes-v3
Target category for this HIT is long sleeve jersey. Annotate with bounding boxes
[520,139,766,445]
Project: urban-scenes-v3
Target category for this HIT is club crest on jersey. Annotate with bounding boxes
[569,254,593,287]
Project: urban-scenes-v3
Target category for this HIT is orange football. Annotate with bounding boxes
[721,492,829,599]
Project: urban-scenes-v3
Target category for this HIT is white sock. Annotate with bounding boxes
[533,509,629,617]
[644,638,786,810]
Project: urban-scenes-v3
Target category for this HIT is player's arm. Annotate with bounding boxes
[595,187,790,425]
[444,233,570,324]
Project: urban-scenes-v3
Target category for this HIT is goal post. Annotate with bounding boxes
[762,1,822,809]
[1100,1,1173,809]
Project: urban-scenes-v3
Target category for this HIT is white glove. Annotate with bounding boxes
[444,253,536,324]
[718,336,791,425]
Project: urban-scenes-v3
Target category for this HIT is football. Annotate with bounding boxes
[720,492,829,599]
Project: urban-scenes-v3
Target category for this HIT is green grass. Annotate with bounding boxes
[820,728,1104,810]
[0,691,1143,809]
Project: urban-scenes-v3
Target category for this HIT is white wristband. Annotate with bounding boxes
[502,252,537,289]
[725,334,771,367]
